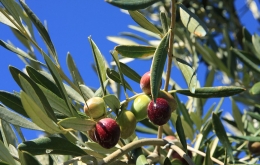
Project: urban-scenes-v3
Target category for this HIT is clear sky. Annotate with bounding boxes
[0,1,259,140]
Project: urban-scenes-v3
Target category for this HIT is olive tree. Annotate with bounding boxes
[0,0,259,164]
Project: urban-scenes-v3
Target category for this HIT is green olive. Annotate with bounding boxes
[117,110,136,139]
[84,97,106,120]
[248,141,260,155]
[131,94,151,121]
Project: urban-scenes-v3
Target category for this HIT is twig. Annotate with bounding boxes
[164,0,176,91]
[187,146,224,165]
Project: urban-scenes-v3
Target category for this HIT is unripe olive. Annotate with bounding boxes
[248,141,260,155]
[131,94,151,121]
[158,90,177,112]
[117,110,136,139]
[84,97,106,120]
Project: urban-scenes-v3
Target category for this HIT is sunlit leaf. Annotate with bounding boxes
[151,31,170,102]
[105,0,159,10]
[67,52,84,85]
[79,84,94,101]
[20,92,62,134]
[250,81,260,95]
[0,140,16,165]
[37,84,71,117]
[231,98,244,134]
[136,154,149,165]
[18,137,86,155]
[128,10,162,36]
[89,37,107,96]
[176,86,245,98]
[0,9,18,29]
[43,53,77,117]
[19,74,57,122]
[176,58,197,93]
[115,45,156,58]
[252,34,260,59]
[107,36,138,45]
[19,0,57,59]
[0,40,45,66]
[179,4,207,37]
[0,106,42,131]
[58,117,95,132]
[212,113,234,163]
[103,94,120,114]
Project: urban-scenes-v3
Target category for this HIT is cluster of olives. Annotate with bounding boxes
[134,71,177,125]
[84,97,136,149]
[84,71,177,149]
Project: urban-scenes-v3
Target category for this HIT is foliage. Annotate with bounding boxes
[0,0,259,164]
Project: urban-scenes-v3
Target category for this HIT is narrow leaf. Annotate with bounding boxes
[176,58,197,93]
[179,4,207,37]
[105,0,159,10]
[20,92,62,134]
[0,106,43,131]
[160,12,169,34]
[252,34,260,59]
[18,137,86,155]
[106,68,133,91]
[0,91,28,118]
[151,31,170,102]
[103,94,120,114]
[212,113,234,163]
[0,40,44,66]
[58,117,95,132]
[19,74,57,122]
[128,10,162,36]
[136,154,149,165]
[232,48,260,74]
[0,0,22,28]
[119,62,141,83]
[37,84,71,117]
[250,82,260,95]
[26,66,62,98]
[203,145,213,165]
[231,135,260,141]
[176,86,245,98]
[115,45,156,58]
[79,84,94,101]
[176,115,187,152]
[66,52,84,85]
[19,151,41,165]
[88,37,107,96]
[43,53,77,117]
[0,140,16,165]
[231,98,244,134]
[19,0,57,59]
[0,9,18,29]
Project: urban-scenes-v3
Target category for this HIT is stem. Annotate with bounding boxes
[187,146,224,165]
[164,0,176,91]
[99,138,167,165]
[154,126,163,153]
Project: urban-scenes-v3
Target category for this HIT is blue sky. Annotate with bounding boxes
[0,1,260,140]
